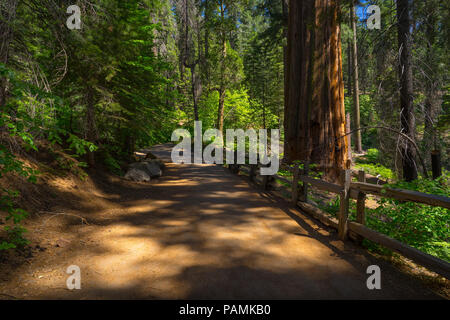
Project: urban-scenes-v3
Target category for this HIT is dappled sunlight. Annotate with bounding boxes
[0,145,439,299]
[156,179,200,187]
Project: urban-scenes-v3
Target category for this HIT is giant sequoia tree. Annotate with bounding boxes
[284,0,349,180]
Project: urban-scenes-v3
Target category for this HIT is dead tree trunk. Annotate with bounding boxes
[397,0,418,181]
[284,0,349,181]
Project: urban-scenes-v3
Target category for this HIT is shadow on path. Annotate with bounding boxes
[16,144,441,299]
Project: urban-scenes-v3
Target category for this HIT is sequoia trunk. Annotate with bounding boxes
[284,0,349,181]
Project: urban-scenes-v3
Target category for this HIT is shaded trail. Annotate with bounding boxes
[1,144,441,299]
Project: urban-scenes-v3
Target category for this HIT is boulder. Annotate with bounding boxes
[144,158,165,169]
[143,160,162,177]
[129,161,148,170]
[128,160,163,178]
[124,167,151,182]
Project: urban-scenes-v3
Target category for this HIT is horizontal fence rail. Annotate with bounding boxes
[224,157,450,279]
[351,182,450,209]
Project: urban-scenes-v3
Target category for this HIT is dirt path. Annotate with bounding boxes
[0,144,442,299]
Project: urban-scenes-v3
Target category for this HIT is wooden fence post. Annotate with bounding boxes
[292,164,300,205]
[355,170,366,243]
[338,169,351,240]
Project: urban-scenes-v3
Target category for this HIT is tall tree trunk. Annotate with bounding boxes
[0,0,17,109]
[347,39,352,97]
[203,0,210,84]
[217,86,225,133]
[397,0,417,181]
[422,2,440,160]
[282,0,289,132]
[284,0,349,181]
[180,0,201,122]
[350,1,362,153]
[191,66,199,121]
[262,77,266,129]
[216,0,226,133]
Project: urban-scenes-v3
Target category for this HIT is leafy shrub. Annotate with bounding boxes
[0,65,38,250]
[365,176,449,261]
[0,160,33,250]
[366,148,380,163]
[354,163,395,180]
[103,153,123,175]
[314,173,449,262]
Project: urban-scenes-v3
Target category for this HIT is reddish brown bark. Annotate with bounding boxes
[284,0,348,181]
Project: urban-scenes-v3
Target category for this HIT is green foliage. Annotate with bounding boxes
[0,63,95,250]
[313,172,449,262]
[102,152,124,175]
[344,94,378,149]
[437,85,450,133]
[354,163,395,180]
[0,225,29,250]
[366,148,380,163]
[0,152,32,250]
[365,176,450,261]
[0,71,38,250]
[355,149,395,180]
[67,134,98,156]
[316,196,341,217]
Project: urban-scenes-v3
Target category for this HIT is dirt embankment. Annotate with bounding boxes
[0,142,136,298]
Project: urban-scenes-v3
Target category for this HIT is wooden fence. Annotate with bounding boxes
[226,161,450,279]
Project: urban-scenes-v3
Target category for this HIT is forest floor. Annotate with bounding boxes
[0,144,447,299]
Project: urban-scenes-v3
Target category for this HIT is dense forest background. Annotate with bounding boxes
[1,0,448,172]
[0,1,449,260]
